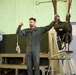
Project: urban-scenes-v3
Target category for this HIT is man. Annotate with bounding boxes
[16,17,54,75]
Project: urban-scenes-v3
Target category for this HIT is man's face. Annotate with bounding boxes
[29,20,36,29]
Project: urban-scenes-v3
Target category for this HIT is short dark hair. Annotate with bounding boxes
[29,17,36,22]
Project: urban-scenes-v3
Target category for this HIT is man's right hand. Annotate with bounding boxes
[19,22,23,26]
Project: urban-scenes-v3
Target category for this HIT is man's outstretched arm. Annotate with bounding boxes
[41,21,55,34]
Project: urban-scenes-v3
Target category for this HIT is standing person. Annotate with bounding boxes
[16,17,54,75]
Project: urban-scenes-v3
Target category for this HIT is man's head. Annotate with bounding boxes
[29,17,36,29]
